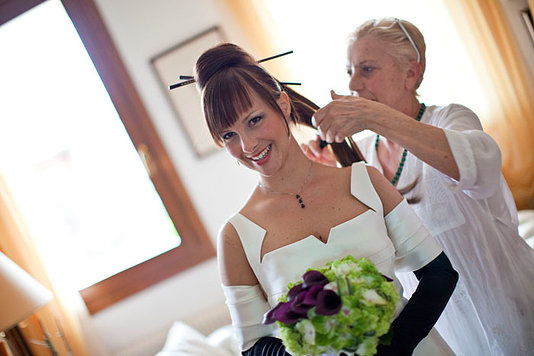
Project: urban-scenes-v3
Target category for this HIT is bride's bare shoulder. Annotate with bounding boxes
[217,221,258,285]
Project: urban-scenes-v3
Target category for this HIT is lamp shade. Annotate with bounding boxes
[0,251,53,331]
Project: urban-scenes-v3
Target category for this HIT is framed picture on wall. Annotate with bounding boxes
[152,26,225,157]
[521,8,534,45]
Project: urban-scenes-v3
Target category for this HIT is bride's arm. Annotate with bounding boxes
[218,223,289,355]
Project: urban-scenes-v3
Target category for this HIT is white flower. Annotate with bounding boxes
[362,289,387,305]
[333,261,361,277]
[296,319,316,345]
[356,337,376,355]
[323,281,337,291]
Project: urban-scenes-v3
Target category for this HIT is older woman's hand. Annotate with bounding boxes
[312,91,393,143]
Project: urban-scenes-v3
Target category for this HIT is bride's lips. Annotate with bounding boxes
[249,144,271,165]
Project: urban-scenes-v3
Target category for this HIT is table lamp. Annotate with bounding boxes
[0,251,53,355]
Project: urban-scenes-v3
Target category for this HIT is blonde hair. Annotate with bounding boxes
[349,18,426,91]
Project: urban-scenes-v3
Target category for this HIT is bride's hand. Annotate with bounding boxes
[300,136,338,167]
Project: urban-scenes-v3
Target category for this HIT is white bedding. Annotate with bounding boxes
[113,303,236,356]
[155,322,239,356]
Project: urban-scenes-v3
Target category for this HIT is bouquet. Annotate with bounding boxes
[263,255,400,356]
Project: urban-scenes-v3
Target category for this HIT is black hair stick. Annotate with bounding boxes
[258,50,293,63]
[169,78,195,90]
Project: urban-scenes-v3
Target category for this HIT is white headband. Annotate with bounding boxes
[395,18,420,63]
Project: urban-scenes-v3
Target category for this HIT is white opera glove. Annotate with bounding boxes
[221,284,276,351]
[385,200,443,272]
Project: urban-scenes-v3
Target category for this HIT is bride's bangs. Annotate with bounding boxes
[204,69,279,145]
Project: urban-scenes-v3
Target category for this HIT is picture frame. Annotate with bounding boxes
[521,8,534,45]
[151,26,226,157]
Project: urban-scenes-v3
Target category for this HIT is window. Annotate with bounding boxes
[0,0,215,314]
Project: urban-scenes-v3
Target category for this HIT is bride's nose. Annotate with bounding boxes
[240,133,258,154]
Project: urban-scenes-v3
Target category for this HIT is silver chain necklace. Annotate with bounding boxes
[257,162,313,209]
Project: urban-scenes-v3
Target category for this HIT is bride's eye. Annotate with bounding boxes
[249,115,263,126]
[222,131,235,141]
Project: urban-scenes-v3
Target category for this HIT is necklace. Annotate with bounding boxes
[375,103,426,186]
[257,161,313,209]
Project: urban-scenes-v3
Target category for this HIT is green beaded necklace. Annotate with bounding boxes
[375,103,426,186]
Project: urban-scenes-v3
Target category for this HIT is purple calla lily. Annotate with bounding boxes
[263,302,285,324]
[290,290,315,314]
[302,270,329,287]
[302,284,324,306]
[275,302,306,324]
[287,283,305,300]
[315,289,342,316]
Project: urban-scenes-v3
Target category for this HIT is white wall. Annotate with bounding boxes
[88,0,259,354]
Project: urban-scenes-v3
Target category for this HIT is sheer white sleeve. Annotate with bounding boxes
[385,200,442,272]
[221,284,276,351]
[437,104,502,198]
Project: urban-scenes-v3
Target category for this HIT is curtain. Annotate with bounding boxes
[0,173,93,356]
[439,0,534,209]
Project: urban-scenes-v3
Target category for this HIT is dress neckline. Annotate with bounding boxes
[237,208,375,263]
[230,162,382,263]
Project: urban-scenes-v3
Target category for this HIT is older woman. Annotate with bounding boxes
[306,17,534,356]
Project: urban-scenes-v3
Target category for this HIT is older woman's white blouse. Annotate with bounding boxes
[357,104,534,356]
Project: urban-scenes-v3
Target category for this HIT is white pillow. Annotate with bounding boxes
[207,325,240,356]
[155,322,233,356]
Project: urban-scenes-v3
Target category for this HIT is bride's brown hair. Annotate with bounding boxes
[195,43,364,165]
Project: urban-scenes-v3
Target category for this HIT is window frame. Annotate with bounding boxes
[1,0,215,314]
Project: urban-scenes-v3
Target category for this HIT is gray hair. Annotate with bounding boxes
[349,17,426,91]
